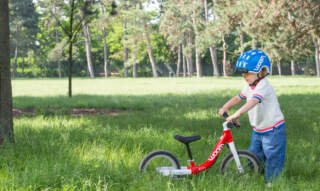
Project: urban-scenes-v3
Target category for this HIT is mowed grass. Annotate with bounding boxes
[0,77,319,190]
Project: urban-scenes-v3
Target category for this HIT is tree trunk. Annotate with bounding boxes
[291,60,296,76]
[144,24,158,77]
[192,7,202,78]
[314,37,320,77]
[183,51,186,77]
[0,0,14,144]
[54,7,62,78]
[68,40,73,97]
[100,3,109,78]
[195,48,202,77]
[240,31,244,55]
[186,56,190,77]
[58,62,62,78]
[132,64,137,78]
[277,60,282,76]
[164,63,174,77]
[176,44,182,77]
[189,57,193,77]
[123,4,129,77]
[55,29,62,77]
[124,47,129,77]
[103,29,109,78]
[204,0,219,77]
[12,46,18,79]
[209,47,219,77]
[188,33,194,76]
[222,36,227,77]
[82,21,94,78]
[203,0,208,21]
[68,0,75,98]
[22,57,25,77]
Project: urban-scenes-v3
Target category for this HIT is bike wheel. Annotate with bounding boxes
[220,150,261,176]
[139,150,180,176]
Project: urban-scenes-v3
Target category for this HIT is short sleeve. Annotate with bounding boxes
[250,81,268,103]
[238,86,248,100]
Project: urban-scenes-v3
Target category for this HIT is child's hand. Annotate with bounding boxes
[226,112,241,125]
[218,107,228,117]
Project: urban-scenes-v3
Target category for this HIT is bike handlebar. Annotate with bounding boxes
[222,112,241,128]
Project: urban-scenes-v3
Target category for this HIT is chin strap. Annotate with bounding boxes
[249,76,265,87]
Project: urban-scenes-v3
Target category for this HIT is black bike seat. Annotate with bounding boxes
[174,135,201,144]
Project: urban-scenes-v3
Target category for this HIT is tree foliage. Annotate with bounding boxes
[7,0,320,77]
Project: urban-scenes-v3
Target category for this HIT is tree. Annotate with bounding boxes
[139,1,159,77]
[125,2,145,77]
[291,0,320,77]
[240,0,317,76]
[81,0,98,78]
[208,0,236,77]
[97,0,117,77]
[67,0,78,97]
[190,0,205,77]
[0,0,14,144]
[160,1,195,77]
[9,0,38,79]
[121,0,159,77]
[203,0,219,77]
[51,0,90,97]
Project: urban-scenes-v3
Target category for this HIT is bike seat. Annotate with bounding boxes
[174,135,201,144]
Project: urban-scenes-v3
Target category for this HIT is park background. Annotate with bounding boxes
[8,0,320,79]
[0,0,320,190]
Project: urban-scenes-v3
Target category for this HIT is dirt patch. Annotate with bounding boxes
[12,108,125,117]
[71,108,123,116]
[13,108,35,117]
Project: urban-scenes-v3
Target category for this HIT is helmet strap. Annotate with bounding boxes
[249,75,264,87]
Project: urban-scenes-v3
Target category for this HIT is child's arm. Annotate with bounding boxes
[218,96,242,116]
[226,99,259,121]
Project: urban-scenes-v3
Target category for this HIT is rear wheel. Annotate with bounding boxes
[140,150,180,176]
[220,150,261,176]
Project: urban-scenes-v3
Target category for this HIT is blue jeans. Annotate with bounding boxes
[248,123,286,182]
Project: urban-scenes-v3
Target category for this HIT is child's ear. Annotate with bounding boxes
[259,68,268,78]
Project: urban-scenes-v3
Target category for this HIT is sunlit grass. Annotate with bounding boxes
[12,76,320,96]
[0,77,319,190]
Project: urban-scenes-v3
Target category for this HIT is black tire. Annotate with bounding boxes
[139,150,180,174]
[220,150,261,175]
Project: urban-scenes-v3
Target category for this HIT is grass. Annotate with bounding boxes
[0,77,319,190]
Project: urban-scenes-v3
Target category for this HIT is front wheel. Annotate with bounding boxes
[139,150,180,176]
[220,150,261,176]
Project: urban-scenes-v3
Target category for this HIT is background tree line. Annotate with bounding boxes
[8,0,320,78]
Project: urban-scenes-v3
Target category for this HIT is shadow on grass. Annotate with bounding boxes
[3,92,320,189]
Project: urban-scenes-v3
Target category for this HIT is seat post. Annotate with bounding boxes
[185,143,193,161]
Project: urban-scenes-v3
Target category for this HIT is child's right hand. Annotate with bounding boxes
[218,107,228,117]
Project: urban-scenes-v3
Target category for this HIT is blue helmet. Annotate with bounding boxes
[235,49,271,74]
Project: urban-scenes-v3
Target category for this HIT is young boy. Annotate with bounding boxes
[218,49,286,184]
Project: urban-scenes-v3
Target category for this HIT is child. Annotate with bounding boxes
[218,49,286,184]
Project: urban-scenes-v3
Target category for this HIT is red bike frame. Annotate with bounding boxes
[187,127,234,174]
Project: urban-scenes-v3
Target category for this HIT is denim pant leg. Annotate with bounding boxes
[262,125,286,182]
[248,131,265,162]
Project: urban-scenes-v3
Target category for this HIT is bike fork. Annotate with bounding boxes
[228,142,244,173]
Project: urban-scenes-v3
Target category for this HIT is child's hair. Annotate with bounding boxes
[258,67,269,78]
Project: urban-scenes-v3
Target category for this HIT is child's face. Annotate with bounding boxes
[242,72,258,85]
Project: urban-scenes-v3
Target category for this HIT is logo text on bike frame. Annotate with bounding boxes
[208,144,224,161]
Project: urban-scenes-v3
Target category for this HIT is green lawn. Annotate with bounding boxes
[1,77,320,190]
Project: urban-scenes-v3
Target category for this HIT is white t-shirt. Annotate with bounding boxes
[238,78,285,133]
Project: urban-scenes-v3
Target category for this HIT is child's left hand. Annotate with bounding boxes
[226,112,241,124]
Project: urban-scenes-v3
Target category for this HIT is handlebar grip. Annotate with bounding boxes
[222,112,229,118]
[223,112,241,128]
[233,121,241,128]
